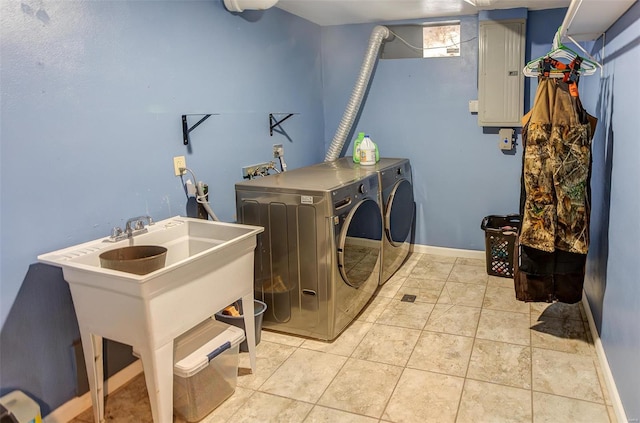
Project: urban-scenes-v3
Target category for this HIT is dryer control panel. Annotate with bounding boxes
[331,174,379,216]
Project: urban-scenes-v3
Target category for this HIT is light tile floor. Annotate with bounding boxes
[72,252,616,423]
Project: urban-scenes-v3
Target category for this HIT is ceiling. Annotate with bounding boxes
[275,0,571,26]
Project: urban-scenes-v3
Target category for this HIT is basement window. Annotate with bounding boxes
[422,22,461,58]
[381,22,461,60]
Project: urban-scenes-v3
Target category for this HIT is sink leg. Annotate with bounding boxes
[138,342,174,423]
[79,330,104,423]
[242,293,257,373]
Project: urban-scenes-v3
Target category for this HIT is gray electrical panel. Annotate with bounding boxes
[478,19,526,127]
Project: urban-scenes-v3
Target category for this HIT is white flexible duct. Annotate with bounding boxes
[324,25,390,162]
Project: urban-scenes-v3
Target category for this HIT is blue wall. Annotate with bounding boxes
[580,2,640,421]
[2,0,638,419]
[0,0,323,414]
[524,8,567,109]
[321,16,523,250]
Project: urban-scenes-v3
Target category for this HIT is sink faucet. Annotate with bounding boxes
[125,215,154,237]
[105,215,154,242]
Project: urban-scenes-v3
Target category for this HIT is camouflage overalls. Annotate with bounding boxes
[515,76,597,303]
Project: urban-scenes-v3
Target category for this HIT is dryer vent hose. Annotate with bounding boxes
[324,25,390,163]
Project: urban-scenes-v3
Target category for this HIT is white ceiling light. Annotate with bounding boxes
[223,0,279,12]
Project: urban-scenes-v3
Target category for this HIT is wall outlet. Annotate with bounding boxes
[173,156,186,176]
[498,128,515,150]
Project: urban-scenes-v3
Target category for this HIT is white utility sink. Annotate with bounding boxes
[39,216,263,423]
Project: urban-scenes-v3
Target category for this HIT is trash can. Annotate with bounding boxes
[215,299,267,352]
[481,214,521,278]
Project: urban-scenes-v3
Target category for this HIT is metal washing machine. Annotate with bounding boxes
[235,165,382,341]
[313,157,415,284]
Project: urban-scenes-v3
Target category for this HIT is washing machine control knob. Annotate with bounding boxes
[397,167,403,175]
[358,184,366,194]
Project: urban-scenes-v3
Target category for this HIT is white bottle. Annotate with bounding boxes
[359,135,376,166]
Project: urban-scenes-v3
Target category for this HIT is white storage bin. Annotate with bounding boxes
[135,319,244,422]
[0,390,41,423]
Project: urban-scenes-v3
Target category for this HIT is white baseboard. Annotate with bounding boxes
[412,244,485,260]
[581,295,628,423]
[43,360,143,423]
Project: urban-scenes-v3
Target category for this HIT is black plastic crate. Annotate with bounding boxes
[481,214,521,278]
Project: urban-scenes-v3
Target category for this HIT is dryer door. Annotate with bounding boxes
[338,198,382,288]
[385,179,414,246]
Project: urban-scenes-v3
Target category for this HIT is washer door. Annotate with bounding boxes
[338,198,382,288]
[385,179,414,247]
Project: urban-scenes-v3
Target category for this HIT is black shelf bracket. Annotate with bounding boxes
[269,113,297,136]
[181,114,218,145]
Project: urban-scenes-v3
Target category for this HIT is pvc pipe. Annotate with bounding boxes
[558,0,583,44]
[223,0,279,12]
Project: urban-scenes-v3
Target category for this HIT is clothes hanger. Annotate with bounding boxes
[523,27,601,78]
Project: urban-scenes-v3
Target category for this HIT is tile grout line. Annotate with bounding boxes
[245,336,351,421]
[376,255,451,421]
[376,270,420,420]
[246,338,298,390]
[377,257,450,421]
[226,339,301,422]
[530,388,612,406]
[306,307,379,420]
[222,387,255,423]
[452,259,488,422]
